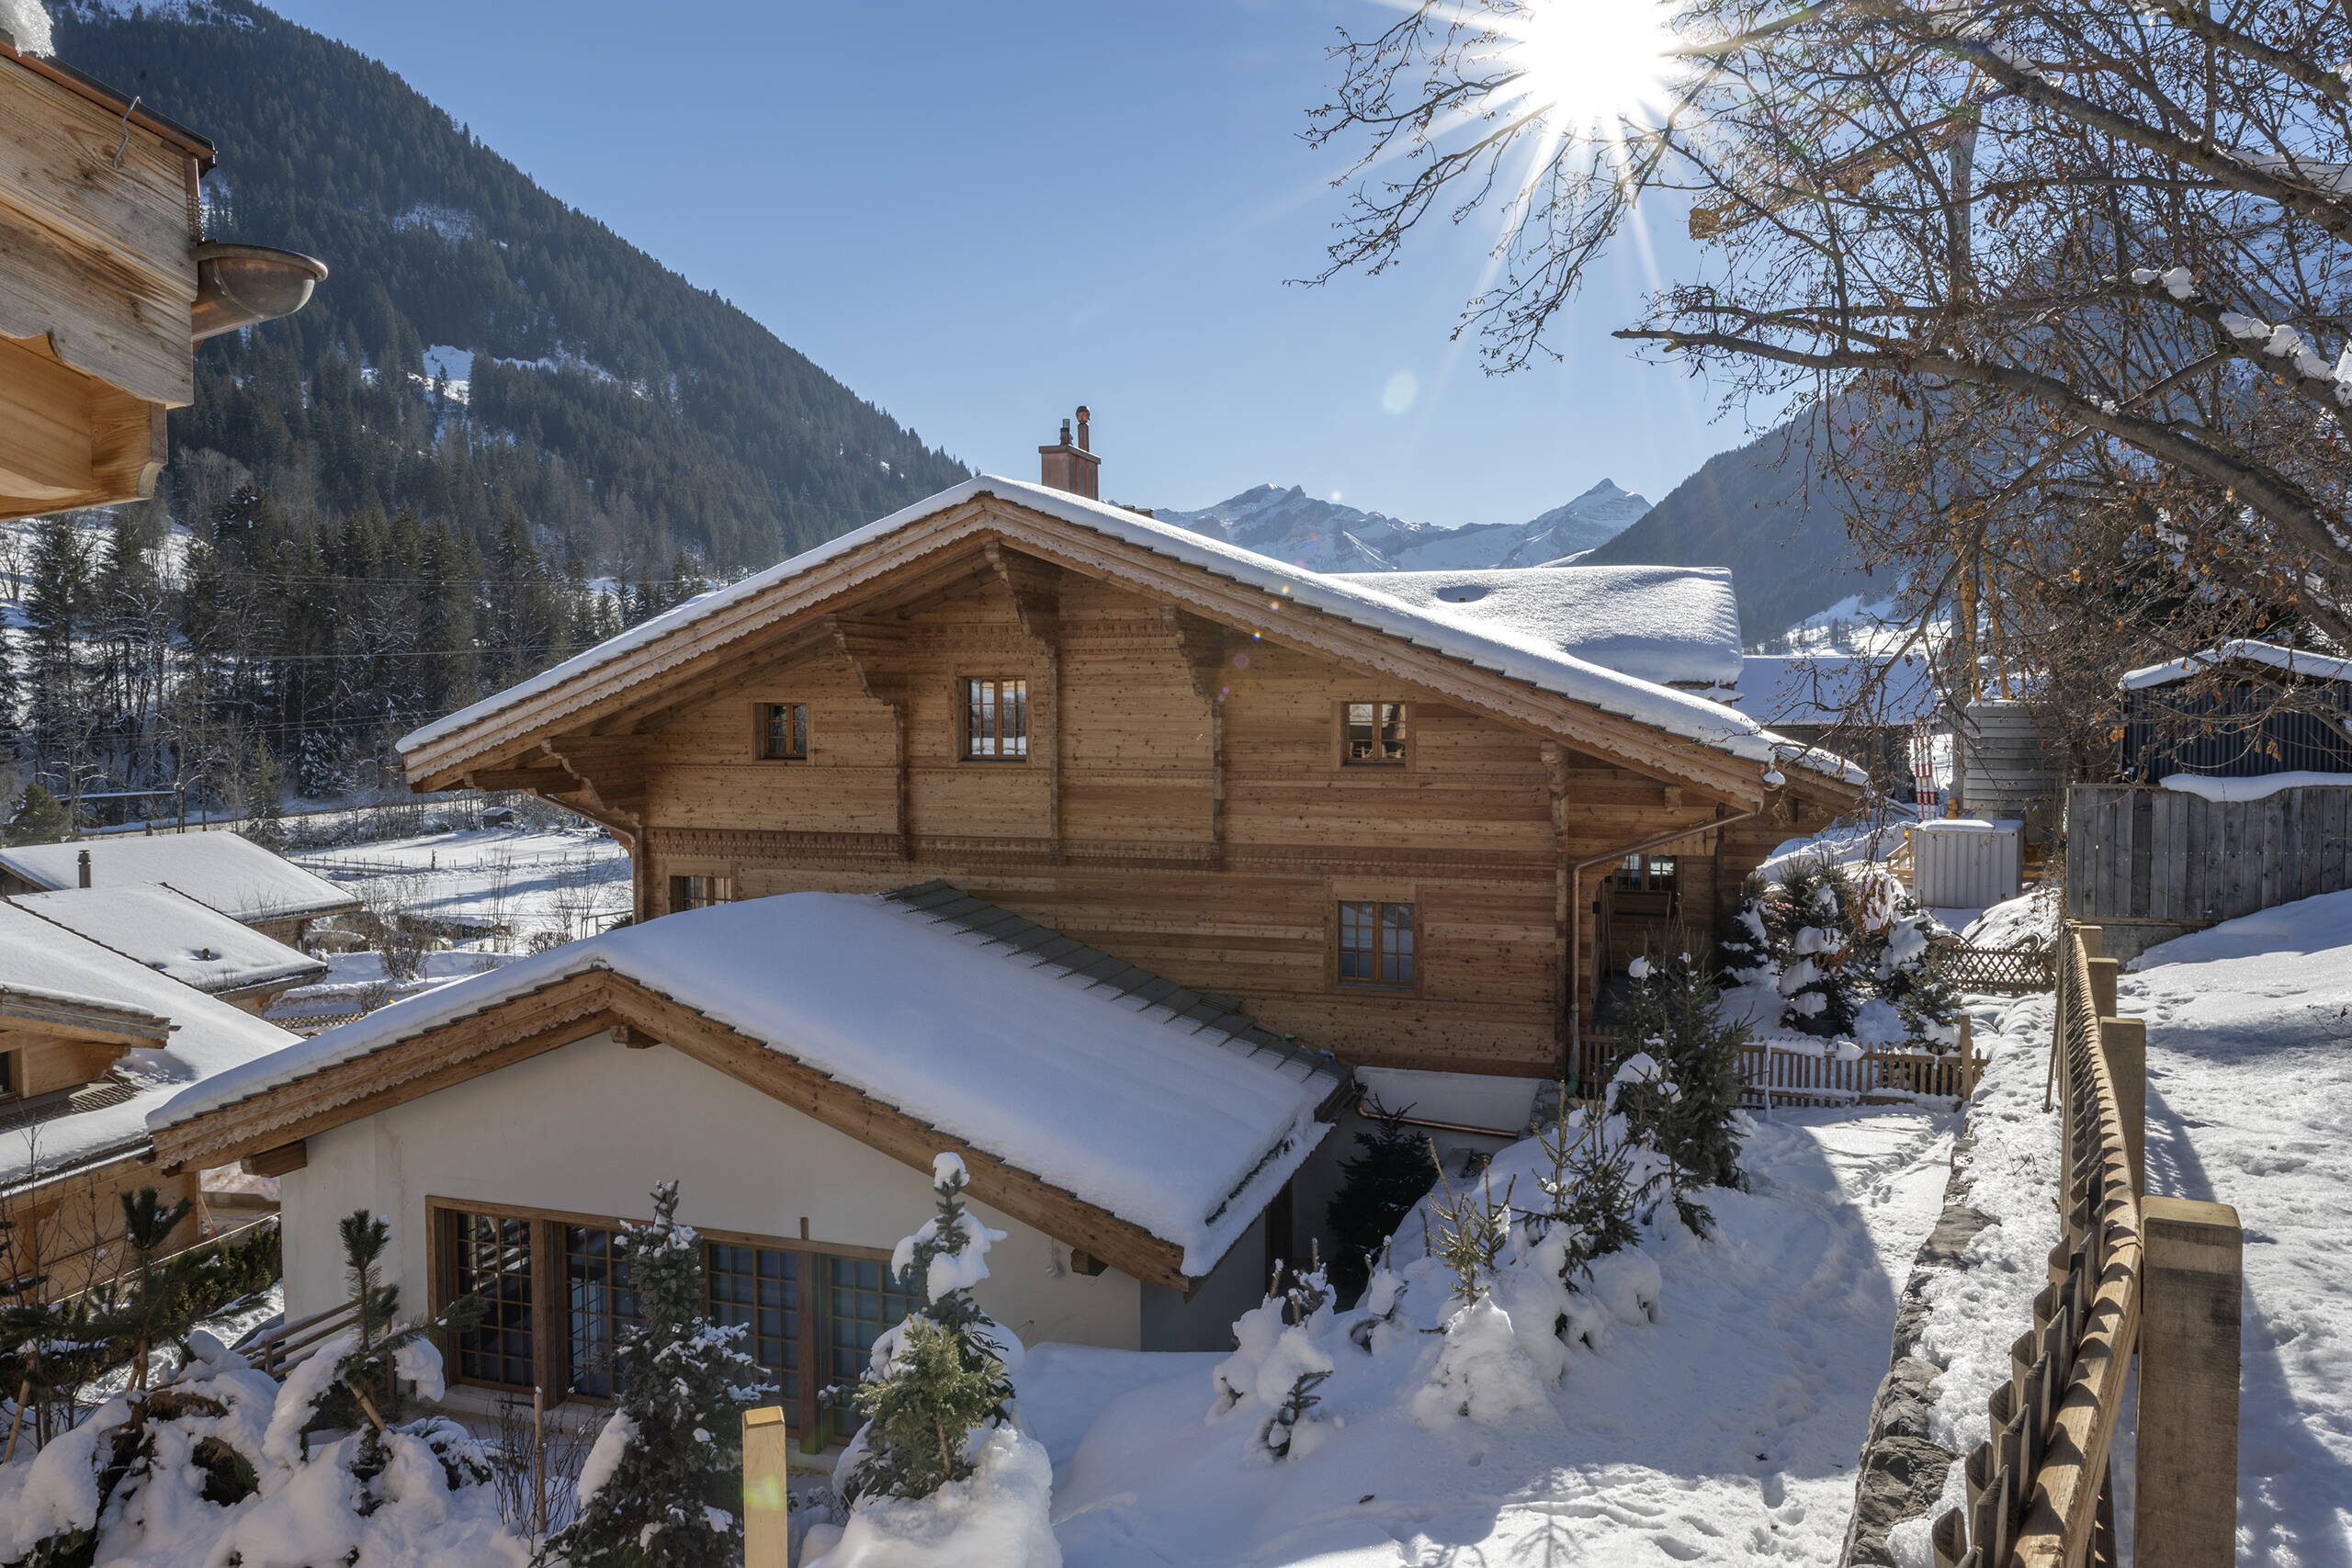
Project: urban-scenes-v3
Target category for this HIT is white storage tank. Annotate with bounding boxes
[1912,818,2024,911]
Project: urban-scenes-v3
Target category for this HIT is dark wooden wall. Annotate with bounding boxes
[2065,783,2352,926]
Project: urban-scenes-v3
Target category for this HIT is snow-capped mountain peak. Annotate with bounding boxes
[1152,480,1650,574]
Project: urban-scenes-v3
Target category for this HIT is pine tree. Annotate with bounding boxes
[1323,1100,1438,1300]
[5,782,75,845]
[1611,949,1752,1231]
[242,741,288,851]
[544,1183,764,1568]
[839,1155,1017,1504]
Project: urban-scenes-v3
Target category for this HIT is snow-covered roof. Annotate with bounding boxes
[153,891,1346,1278]
[399,476,1862,788]
[1325,565,1743,689]
[1741,654,1941,728]
[2120,638,2352,691]
[9,886,327,997]
[0,902,300,1189]
[0,833,357,923]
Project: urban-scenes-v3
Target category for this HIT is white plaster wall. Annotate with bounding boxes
[277,1030,1141,1351]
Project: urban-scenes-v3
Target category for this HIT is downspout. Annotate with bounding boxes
[1566,803,1767,1089]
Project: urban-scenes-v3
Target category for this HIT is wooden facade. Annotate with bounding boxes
[0,33,320,521]
[410,490,1858,1081]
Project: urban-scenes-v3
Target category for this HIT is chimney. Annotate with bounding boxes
[1037,404,1102,501]
[77,848,92,888]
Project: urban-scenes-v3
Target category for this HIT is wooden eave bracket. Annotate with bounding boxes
[1163,606,1227,703]
[825,614,911,707]
[984,540,1062,649]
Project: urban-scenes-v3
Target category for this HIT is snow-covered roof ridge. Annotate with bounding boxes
[2120,637,2352,691]
[401,475,1862,787]
[0,902,298,1189]
[1328,564,1743,690]
[0,833,358,923]
[153,891,1344,1277]
[10,886,328,997]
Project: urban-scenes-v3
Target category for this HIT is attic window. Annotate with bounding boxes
[963,677,1030,760]
[1341,702,1409,766]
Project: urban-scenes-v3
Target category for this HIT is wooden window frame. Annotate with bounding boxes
[958,674,1032,762]
[428,1195,892,1443]
[1334,898,1420,993]
[1336,699,1412,769]
[668,873,737,914]
[753,701,810,761]
[0,1048,17,1102]
[1612,853,1680,894]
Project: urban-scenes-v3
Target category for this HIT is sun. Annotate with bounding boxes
[1484,0,1684,135]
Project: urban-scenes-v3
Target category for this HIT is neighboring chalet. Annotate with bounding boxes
[0,27,321,519]
[148,434,1863,1407]
[8,885,329,1012]
[0,834,358,948]
[1,902,295,1297]
[1741,652,1941,798]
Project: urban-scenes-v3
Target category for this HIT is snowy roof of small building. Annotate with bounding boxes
[1740,654,1942,728]
[153,889,1347,1280]
[10,885,328,997]
[1324,565,1744,689]
[0,833,358,923]
[0,902,300,1190]
[2119,638,2352,691]
[399,476,1861,788]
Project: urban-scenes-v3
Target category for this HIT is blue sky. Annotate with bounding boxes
[267,0,1757,525]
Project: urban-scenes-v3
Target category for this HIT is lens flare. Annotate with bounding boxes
[1486,0,1682,134]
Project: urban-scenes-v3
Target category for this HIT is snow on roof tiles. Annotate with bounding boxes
[2119,638,2352,691]
[0,832,357,923]
[0,902,299,1189]
[153,891,1345,1277]
[1328,565,1743,689]
[1740,654,1942,728]
[400,476,1862,786]
[11,885,327,996]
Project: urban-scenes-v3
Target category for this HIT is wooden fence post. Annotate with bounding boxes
[2135,1197,2243,1568]
[742,1404,792,1568]
[2098,1016,2146,1193]
[2087,955,2121,1019]
[2076,922,2103,959]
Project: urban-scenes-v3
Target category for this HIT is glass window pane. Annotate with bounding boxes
[450,1213,534,1389]
[565,1224,639,1399]
[1648,856,1679,893]
[1343,701,1407,763]
[1003,680,1028,757]
[707,1243,798,1423]
[1338,900,1374,980]
[824,1255,922,1441]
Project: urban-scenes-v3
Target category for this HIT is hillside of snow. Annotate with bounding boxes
[1155,480,1649,574]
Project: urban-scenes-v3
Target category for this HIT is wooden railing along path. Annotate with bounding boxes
[1930,937,2056,997]
[1929,925,2244,1568]
[230,1295,362,1380]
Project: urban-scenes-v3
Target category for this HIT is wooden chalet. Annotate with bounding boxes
[0,27,322,520]
[400,423,1864,1086]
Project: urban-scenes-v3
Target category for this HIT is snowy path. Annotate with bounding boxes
[1024,1107,1954,1567]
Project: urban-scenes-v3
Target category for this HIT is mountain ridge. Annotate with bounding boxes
[1153,479,1649,574]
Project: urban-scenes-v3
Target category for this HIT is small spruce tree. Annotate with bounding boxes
[242,741,288,852]
[1611,946,1752,1224]
[1323,1099,1438,1300]
[316,1212,481,1482]
[838,1155,1017,1505]
[545,1182,766,1568]
[5,781,74,846]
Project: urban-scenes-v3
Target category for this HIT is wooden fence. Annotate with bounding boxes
[2066,782,2352,925]
[1930,938,2056,997]
[1576,1028,1980,1107]
[1929,926,2243,1568]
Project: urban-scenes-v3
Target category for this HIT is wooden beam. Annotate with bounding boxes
[239,1141,307,1178]
[985,540,1062,649]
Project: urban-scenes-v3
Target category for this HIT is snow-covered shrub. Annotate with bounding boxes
[1726,858,1963,1051]
[542,1181,768,1568]
[1209,1258,1338,1458]
[816,1154,1056,1567]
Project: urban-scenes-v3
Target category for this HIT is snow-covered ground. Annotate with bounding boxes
[1017,1106,1955,1566]
[1897,897,2352,1568]
[296,827,628,941]
[2124,898,2352,1564]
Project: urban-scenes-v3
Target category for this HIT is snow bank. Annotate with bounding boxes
[808,1426,1060,1568]
[401,476,1864,786]
[154,892,1339,1277]
[2156,769,2352,802]
[1329,562,1744,688]
[1962,886,2056,950]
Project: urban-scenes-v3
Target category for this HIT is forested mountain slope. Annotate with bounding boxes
[51,0,965,574]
